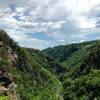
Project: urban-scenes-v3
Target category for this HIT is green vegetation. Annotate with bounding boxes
[43,40,100,100]
[0,30,63,100]
[0,29,100,100]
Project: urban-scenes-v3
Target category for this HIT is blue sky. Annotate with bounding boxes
[0,0,100,49]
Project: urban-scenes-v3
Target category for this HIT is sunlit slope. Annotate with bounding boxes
[0,30,63,100]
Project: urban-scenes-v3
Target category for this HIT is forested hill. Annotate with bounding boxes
[43,40,100,100]
[0,29,100,100]
[43,40,100,68]
[0,30,63,100]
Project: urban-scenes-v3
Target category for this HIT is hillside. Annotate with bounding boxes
[43,40,100,100]
[0,30,63,100]
[43,40,100,68]
[0,29,100,100]
[25,48,65,76]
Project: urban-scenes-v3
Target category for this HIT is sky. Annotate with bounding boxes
[0,0,100,49]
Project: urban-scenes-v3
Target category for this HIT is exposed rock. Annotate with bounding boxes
[0,70,12,87]
[8,82,17,92]
[7,47,12,54]
[0,86,9,95]
[13,53,18,60]
[0,69,20,100]
[0,42,3,47]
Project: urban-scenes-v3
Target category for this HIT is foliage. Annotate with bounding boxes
[43,39,100,100]
[0,29,100,100]
[0,30,63,100]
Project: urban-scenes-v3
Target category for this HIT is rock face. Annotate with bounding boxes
[8,82,17,92]
[0,86,9,94]
[0,42,3,47]
[0,69,19,99]
[0,85,20,100]
[8,49,18,64]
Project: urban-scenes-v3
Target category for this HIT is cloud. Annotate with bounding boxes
[0,0,100,49]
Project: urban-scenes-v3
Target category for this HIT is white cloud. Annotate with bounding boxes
[0,0,100,49]
[77,16,96,29]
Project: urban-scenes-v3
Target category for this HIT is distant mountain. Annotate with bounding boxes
[43,40,100,68]
[0,29,100,100]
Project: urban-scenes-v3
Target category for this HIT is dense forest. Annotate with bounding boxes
[0,30,100,100]
[43,40,100,100]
